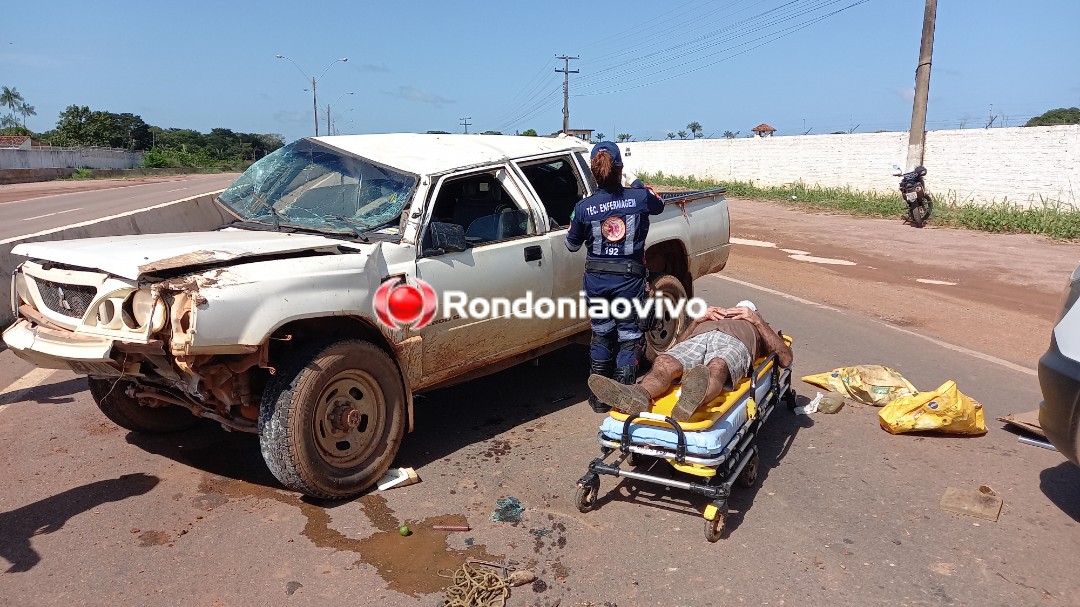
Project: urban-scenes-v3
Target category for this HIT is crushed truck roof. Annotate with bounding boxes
[311,133,590,176]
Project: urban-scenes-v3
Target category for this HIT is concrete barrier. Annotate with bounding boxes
[0,168,76,185]
[1,190,231,329]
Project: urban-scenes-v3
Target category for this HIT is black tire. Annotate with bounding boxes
[784,388,798,411]
[644,273,689,362]
[575,480,599,513]
[88,377,198,433]
[909,193,932,228]
[259,340,407,499]
[737,450,760,488]
[704,511,725,542]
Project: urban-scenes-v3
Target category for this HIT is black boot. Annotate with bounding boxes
[588,359,614,413]
[613,365,638,385]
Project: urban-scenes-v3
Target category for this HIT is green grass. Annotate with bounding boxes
[70,167,93,180]
[640,171,1080,240]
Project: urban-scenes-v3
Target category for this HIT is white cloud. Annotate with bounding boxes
[384,86,454,108]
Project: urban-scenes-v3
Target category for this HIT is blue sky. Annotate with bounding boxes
[3,0,1078,143]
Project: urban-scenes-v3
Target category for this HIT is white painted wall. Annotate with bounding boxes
[620,125,1079,208]
[0,147,144,170]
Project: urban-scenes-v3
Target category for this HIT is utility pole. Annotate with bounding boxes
[327,104,332,135]
[905,0,937,170]
[556,54,579,134]
[459,117,472,134]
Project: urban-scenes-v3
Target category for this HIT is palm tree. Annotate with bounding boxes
[1,86,24,116]
[666,132,675,139]
[687,121,703,139]
[677,130,687,140]
[593,132,605,142]
[616,133,632,142]
[17,101,35,128]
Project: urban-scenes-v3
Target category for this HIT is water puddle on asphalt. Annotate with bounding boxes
[197,476,499,596]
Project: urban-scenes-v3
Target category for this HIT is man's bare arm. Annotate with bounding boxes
[723,307,794,368]
[674,306,725,344]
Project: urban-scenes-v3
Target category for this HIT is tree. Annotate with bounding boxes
[425,130,451,134]
[593,132,605,142]
[616,133,632,142]
[480,130,503,135]
[687,121,703,139]
[1,86,27,129]
[677,130,687,139]
[666,132,675,139]
[723,130,738,139]
[520,128,538,137]
[17,101,35,128]
[1025,107,1080,127]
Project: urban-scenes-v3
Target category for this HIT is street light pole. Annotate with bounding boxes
[327,91,354,136]
[276,54,349,137]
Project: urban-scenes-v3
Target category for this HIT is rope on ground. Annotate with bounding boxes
[439,561,510,607]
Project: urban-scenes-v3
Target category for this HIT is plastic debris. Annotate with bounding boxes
[378,467,420,491]
[794,392,822,415]
[818,391,846,414]
[879,381,987,435]
[490,497,525,524]
[803,365,917,406]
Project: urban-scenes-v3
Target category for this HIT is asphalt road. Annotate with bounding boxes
[1,272,1075,607]
[0,173,238,239]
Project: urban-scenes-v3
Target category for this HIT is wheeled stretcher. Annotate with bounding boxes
[575,335,795,542]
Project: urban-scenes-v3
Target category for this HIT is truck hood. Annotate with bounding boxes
[12,228,368,280]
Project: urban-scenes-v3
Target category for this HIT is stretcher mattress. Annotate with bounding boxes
[599,398,750,457]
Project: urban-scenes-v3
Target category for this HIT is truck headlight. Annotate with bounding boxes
[122,289,166,332]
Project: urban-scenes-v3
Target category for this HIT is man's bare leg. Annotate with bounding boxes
[587,354,683,415]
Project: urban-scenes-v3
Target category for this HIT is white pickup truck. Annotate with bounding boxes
[3,134,729,498]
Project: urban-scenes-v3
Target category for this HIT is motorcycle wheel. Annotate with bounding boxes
[909,193,933,228]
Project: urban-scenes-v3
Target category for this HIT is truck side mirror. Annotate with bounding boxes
[424,221,467,255]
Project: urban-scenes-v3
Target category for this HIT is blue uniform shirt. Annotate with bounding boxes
[565,182,664,263]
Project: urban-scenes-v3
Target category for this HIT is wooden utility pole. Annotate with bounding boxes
[459,117,472,134]
[905,0,937,170]
[556,55,579,134]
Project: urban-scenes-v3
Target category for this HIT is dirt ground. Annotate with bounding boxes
[718,196,1079,368]
[0,175,218,205]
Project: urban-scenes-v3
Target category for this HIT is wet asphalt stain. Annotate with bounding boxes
[285,581,302,596]
[196,475,500,596]
[137,530,170,547]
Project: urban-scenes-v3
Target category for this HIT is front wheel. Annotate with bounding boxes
[259,340,407,499]
[644,273,689,362]
[88,377,198,433]
[909,193,932,228]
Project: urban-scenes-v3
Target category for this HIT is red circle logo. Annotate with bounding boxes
[601,216,626,242]
[374,277,439,330]
[388,285,423,323]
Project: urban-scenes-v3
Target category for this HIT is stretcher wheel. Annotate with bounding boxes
[738,451,759,487]
[704,511,725,542]
[784,388,798,411]
[576,479,600,513]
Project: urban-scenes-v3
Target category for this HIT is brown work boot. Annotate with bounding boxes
[587,374,651,416]
[672,365,710,422]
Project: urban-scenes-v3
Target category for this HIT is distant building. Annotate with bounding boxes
[0,135,32,149]
[565,129,594,141]
[751,123,776,138]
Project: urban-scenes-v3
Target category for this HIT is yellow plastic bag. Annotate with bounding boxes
[878,380,987,435]
[802,365,917,407]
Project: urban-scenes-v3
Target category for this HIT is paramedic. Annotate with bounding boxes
[587,300,793,422]
[566,141,665,413]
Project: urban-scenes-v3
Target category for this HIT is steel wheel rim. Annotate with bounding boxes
[647,290,683,352]
[312,369,385,469]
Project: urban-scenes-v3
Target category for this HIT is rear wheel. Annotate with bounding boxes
[259,340,407,499]
[88,377,197,433]
[909,193,932,228]
[644,273,689,362]
[704,510,725,542]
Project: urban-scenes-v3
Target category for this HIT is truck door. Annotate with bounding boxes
[414,166,553,379]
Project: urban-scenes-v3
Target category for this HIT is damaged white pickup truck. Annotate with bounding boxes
[4,134,729,498]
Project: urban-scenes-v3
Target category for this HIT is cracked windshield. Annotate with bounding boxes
[217,139,417,236]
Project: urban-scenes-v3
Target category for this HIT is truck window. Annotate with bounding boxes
[518,156,586,228]
[422,172,536,252]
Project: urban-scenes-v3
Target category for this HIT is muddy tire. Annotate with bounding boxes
[259,340,407,499]
[88,377,198,433]
[644,273,689,362]
[704,510,725,542]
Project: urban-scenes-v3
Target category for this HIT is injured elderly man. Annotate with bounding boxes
[588,300,794,422]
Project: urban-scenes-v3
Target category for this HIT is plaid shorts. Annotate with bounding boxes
[664,330,752,389]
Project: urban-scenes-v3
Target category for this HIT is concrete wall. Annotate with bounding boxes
[621,125,1079,208]
[0,191,231,328]
[0,147,144,170]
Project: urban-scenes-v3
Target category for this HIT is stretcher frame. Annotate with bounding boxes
[575,337,795,542]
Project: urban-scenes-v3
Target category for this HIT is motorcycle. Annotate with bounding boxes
[895,165,932,228]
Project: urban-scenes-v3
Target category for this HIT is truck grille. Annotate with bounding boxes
[33,278,96,319]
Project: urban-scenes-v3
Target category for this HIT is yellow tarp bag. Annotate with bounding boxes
[878,380,987,435]
[801,365,917,407]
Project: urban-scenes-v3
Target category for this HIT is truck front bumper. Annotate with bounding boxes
[3,319,119,374]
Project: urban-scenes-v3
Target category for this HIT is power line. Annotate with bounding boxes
[556,55,579,133]
[459,117,472,134]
